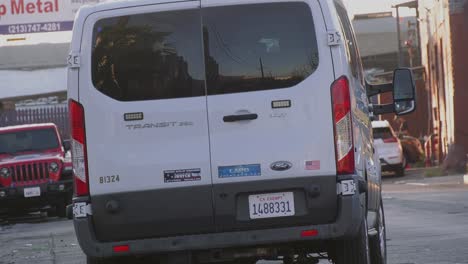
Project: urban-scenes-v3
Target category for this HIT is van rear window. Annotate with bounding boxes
[91,3,318,101]
[91,9,206,101]
[203,2,319,95]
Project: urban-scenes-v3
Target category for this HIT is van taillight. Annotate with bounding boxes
[331,76,355,175]
[69,99,89,196]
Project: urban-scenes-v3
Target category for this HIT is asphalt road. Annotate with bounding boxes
[1,170,467,264]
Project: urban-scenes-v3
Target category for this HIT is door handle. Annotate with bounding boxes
[223,113,258,122]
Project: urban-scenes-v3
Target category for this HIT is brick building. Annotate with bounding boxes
[419,0,468,162]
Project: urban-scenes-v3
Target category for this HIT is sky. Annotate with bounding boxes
[0,0,416,46]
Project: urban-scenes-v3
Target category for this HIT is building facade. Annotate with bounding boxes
[419,0,468,161]
[353,8,430,143]
[0,42,69,108]
[353,12,419,72]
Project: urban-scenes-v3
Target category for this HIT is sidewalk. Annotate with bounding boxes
[382,167,468,193]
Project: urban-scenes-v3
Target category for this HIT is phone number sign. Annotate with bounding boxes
[0,0,102,35]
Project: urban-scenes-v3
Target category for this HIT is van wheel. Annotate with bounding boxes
[332,217,370,264]
[369,199,387,264]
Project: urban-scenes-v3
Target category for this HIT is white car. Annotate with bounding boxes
[67,0,416,263]
[372,121,406,176]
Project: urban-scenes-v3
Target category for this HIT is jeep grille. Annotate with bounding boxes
[10,162,50,184]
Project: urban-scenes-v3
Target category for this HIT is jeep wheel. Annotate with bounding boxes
[370,199,387,264]
[56,203,67,218]
[332,217,370,264]
[55,197,68,218]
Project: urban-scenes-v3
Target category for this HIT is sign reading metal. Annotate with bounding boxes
[0,0,102,35]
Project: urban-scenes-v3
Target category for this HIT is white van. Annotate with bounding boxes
[67,0,416,263]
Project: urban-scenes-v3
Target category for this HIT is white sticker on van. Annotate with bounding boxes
[164,169,201,183]
[327,31,342,46]
[67,52,81,68]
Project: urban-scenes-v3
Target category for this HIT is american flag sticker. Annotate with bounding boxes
[305,160,321,170]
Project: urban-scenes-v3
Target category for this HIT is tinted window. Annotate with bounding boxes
[373,127,395,140]
[92,10,205,101]
[0,128,59,154]
[203,3,319,95]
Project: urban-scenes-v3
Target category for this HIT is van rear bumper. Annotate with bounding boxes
[74,176,364,258]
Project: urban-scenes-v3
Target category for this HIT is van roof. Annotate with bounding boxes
[85,0,339,13]
[371,120,390,128]
[85,0,197,12]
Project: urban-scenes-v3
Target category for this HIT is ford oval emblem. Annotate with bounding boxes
[270,161,292,171]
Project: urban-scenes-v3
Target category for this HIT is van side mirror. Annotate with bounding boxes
[393,68,416,115]
[365,68,417,116]
[63,139,71,152]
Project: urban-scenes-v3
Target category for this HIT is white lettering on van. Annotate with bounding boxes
[229,167,250,174]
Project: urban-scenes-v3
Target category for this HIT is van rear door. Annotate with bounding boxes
[78,1,215,241]
[202,0,339,231]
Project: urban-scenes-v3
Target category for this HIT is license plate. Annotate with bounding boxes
[248,192,295,219]
[24,187,41,198]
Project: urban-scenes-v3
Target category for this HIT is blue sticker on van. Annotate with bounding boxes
[218,164,261,178]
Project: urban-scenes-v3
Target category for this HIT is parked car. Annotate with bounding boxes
[68,0,417,263]
[372,120,406,176]
[0,123,73,217]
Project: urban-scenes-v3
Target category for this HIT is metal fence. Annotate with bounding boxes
[0,106,70,139]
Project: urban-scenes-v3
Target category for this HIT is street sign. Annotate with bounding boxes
[0,0,103,35]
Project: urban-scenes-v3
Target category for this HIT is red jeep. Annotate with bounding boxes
[0,123,73,217]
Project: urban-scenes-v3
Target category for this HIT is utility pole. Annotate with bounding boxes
[259,57,265,79]
[395,6,403,67]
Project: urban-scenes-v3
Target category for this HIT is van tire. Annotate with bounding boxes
[332,217,370,264]
[369,199,387,264]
